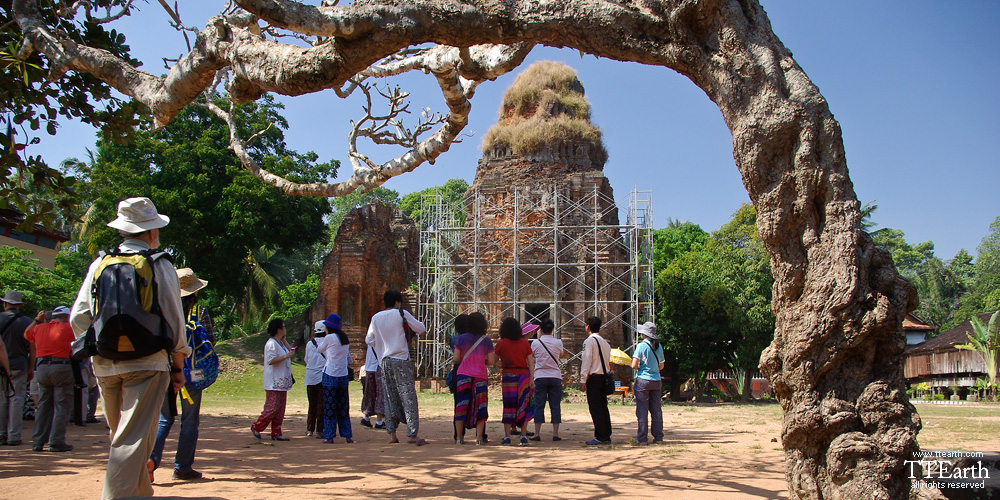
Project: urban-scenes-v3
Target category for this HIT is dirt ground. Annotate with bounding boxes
[0,400,790,500]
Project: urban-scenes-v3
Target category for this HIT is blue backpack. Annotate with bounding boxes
[183,305,219,391]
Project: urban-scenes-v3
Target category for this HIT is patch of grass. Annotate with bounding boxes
[651,445,687,456]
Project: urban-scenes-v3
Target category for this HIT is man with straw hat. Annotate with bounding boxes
[631,322,665,445]
[70,197,189,500]
[148,268,213,481]
[0,290,33,447]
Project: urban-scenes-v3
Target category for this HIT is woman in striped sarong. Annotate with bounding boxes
[495,317,535,446]
[453,312,495,445]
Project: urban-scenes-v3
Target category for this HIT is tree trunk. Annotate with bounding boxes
[740,368,753,404]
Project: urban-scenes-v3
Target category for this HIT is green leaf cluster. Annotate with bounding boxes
[1,1,142,227]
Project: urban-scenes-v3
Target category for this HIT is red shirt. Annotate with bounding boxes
[25,321,76,358]
[495,338,532,375]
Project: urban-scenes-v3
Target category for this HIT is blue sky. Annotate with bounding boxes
[41,1,999,259]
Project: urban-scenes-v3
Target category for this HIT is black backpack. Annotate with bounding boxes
[89,248,173,360]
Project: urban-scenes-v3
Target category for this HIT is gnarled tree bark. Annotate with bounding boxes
[14,1,920,497]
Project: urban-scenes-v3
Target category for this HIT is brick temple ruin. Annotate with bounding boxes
[415,61,654,379]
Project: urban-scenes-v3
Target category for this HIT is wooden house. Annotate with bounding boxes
[904,312,994,393]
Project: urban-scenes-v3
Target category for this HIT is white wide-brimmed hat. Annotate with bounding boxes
[107,197,170,233]
[176,268,208,297]
[637,321,657,338]
[1,290,24,304]
[313,320,327,334]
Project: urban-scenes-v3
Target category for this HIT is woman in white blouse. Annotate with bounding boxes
[315,314,354,444]
[251,318,295,441]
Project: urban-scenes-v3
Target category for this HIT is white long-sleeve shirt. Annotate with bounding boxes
[365,308,425,362]
[579,333,611,383]
[315,333,353,377]
[70,238,189,377]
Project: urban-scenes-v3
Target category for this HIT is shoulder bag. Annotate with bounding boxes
[594,337,616,395]
[447,335,488,393]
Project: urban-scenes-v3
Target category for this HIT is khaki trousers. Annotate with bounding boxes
[98,370,169,500]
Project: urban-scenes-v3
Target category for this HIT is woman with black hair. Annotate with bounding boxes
[452,312,495,445]
[495,317,535,446]
[251,318,295,441]
[315,314,353,444]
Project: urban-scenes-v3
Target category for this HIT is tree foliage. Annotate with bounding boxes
[1,1,143,227]
[871,228,971,330]
[83,96,335,313]
[654,204,774,400]
[398,178,470,227]
[955,311,1000,400]
[0,245,77,314]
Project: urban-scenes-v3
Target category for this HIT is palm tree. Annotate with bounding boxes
[860,200,878,233]
[232,246,293,323]
[955,311,1000,401]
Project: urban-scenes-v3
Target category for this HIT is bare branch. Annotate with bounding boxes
[57,0,136,24]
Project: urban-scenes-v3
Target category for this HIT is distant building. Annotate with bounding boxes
[0,209,70,269]
[904,312,993,395]
[903,313,936,345]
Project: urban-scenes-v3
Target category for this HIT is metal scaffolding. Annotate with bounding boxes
[415,186,654,378]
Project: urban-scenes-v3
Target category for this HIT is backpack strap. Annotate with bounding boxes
[312,338,326,359]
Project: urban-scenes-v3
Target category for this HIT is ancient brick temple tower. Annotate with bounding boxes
[417,61,653,379]
[309,201,419,362]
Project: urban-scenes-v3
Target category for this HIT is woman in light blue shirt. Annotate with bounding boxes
[631,322,665,444]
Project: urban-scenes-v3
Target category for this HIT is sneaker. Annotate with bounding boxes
[271,436,290,441]
[455,439,464,445]
[147,459,155,483]
[520,436,529,446]
[475,440,483,446]
[32,444,43,452]
[305,431,313,437]
[552,436,562,442]
[529,435,541,442]
[7,439,21,446]
[250,428,262,439]
[373,421,386,430]
[501,437,511,446]
[323,438,335,444]
[359,418,373,428]
[49,443,73,452]
[652,439,664,445]
[585,438,603,446]
[172,469,203,480]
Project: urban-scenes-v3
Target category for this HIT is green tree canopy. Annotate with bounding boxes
[83,96,335,311]
[653,204,774,400]
[398,178,470,227]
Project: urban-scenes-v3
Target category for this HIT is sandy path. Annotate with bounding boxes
[0,403,788,500]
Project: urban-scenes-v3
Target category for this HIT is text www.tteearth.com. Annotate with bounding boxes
[913,450,984,459]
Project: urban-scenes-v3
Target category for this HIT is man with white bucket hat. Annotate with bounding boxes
[70,197,189,500]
